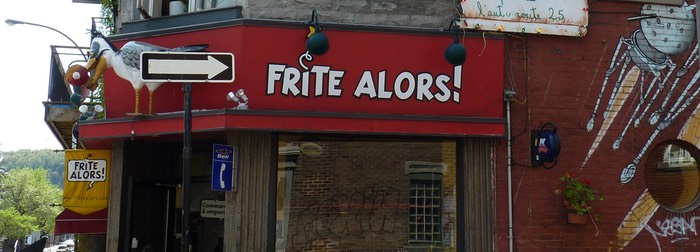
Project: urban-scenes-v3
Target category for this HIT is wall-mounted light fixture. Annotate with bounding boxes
[531,123,561,169]
[305,9,329,55]
[444,18,467,66]
[227,89,249,110]
[73,103,104,140]
[78,104,104,121]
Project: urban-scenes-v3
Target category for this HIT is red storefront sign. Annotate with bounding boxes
[81,24,505,144]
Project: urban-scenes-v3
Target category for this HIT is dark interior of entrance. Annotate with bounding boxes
[120,139,226,252]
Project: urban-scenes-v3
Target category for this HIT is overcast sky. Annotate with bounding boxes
[0,0,101,151]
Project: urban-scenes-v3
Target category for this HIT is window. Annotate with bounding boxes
[408,174,443,243]
[132,0,162,20]
[645,139,700,212]
[406,162,446,245]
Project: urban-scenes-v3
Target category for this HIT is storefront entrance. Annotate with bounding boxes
[122,140,225,252]
[276,135,458,251]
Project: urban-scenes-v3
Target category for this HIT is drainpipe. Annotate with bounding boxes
[504,89,516,252]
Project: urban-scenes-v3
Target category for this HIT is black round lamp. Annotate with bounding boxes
[306,32,329,55]
[444,38,466,66]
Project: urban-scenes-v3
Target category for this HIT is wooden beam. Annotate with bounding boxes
[106,141,124,252]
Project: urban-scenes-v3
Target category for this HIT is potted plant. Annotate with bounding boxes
[554,172,604,226]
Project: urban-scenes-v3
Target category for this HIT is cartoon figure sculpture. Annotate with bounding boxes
[66,64,94,89]
[83,33,208,115]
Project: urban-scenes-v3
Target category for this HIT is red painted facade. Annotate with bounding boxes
[99,25,504,125]
[81,25,506,148]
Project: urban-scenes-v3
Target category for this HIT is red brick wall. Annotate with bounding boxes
[496,0,700,250]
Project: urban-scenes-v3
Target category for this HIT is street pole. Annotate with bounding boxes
[181,83,192,252]
[5,19,88,61]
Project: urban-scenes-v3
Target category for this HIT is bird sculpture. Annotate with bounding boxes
[85,33,208,115]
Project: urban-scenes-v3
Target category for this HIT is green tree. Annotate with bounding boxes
[0,168,62,235]
[0,208,36,238]
[2,149,65,188]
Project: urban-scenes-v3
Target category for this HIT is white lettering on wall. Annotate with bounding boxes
[267,64,463,103]
[267,64,345,97]
[645,215,700,250]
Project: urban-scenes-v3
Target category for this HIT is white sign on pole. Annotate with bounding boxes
[140,52,235,83]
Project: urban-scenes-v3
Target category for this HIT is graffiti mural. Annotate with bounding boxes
[585,2,697,183]
[583,1,700,250]
[645,213,700,245]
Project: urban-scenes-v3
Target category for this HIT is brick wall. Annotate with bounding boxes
[280,140,456,251]
[496,0,700,251]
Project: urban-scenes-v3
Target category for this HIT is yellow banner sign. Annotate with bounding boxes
[63,150,110,215]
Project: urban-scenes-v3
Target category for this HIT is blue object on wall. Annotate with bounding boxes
[531,123,561,169]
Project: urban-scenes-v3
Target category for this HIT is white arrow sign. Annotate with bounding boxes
[148,55,228,79]
[140,52,235,83]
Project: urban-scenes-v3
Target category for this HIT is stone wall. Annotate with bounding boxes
[242,0,456,29]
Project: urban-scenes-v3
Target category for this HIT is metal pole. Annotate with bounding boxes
[181,83,192,252]
[505,90,515,252]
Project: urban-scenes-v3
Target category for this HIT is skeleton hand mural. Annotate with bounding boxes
[586,2,697,183]
[585,1,700,250]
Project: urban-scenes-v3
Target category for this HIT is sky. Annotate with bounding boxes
[0,0,101,151]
